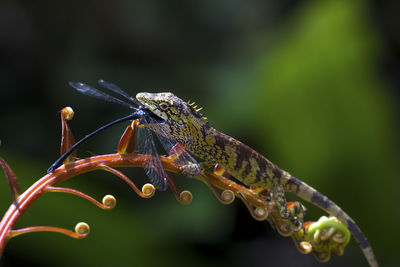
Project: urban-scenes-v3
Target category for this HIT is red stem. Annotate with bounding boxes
[44,186,111,210]
[0,152,272,258]
[0,153,180,257]
[9,226,86,239]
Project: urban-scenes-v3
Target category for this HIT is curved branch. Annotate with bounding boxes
[0,152,272,257]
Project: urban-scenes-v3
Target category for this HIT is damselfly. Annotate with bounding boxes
[48,80,200,191]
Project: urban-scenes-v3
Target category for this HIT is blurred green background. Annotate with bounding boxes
[0,0,399,266]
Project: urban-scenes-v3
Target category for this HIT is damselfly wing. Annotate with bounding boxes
[135,116,168,191]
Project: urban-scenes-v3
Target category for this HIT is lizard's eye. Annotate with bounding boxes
[159,102,169,110]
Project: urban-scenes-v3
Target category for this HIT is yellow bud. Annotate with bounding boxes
[142,183,155,197]
[180,190,192,205]
[221,190,234,204]
[299,241,312,254]
[62,107,74,120]
[102,194,116,209]
[254,207,268,221]
[75,222,90,235]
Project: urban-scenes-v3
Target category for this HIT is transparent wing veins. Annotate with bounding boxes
[69,82,137,110]
[97,80,141,106]
[136,118,168,191]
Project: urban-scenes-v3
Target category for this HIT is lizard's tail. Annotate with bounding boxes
[286,175,379,267]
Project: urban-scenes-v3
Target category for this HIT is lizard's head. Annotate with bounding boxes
[136,92,208,139]
[136,92,188,121]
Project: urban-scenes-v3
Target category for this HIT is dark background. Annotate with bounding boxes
[0,0,399,266]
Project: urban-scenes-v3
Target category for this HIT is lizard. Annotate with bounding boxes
[135,92,379,267]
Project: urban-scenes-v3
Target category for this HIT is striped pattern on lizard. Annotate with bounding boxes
[136,92,378,267]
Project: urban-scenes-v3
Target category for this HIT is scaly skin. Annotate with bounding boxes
[136,92,378,267]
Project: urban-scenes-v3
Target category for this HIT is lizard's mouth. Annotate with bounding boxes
[139,106,166,124]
